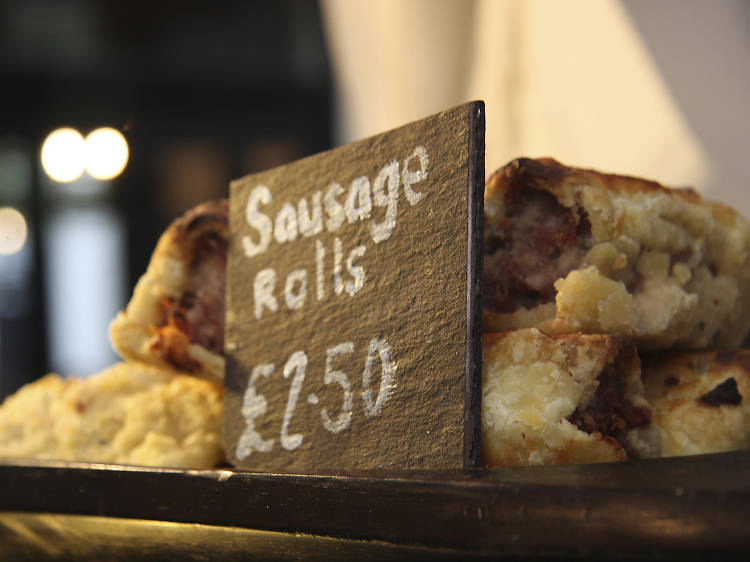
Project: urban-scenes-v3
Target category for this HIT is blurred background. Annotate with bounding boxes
[1,0,749,399]
[0,0,333,397]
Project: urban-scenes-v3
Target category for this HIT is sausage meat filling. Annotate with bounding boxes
[484,188,591,314]
[153,230,227,371]
[566,364,651,450]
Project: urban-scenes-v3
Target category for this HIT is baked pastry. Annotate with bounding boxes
[642,349,750,457]
[482,328,660,466]
[483,157,750,349]
[110,200,228,382]
[0,362,224,469]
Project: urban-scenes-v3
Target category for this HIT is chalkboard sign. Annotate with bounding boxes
[224,101,484,472]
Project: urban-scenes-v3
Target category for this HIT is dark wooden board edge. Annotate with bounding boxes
[2,451,750,558]
[465,101,484,469]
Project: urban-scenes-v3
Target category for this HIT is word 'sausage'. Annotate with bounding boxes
[242,146,429,258]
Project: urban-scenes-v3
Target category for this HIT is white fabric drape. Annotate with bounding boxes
[321,0,750,217]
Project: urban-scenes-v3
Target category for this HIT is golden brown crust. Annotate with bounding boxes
[642,349,750,457]
[484,157,750,349]
[109,200,229,383]
[486,157,708,205]
[0,362,225,468]
[481,328,660,466]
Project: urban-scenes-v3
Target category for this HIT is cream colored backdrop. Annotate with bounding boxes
[321,0,750,217]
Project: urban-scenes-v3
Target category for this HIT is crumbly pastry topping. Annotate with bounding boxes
[484,157,750,349]
[0,362,224,469]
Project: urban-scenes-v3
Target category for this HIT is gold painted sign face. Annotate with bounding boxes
[224,102,484,472]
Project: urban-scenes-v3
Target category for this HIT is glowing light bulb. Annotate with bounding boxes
[41,128,86,183]
[84,128,129,180]
[0,207,28,255]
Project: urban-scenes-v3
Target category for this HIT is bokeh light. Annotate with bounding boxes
[41,128,86,182]
[84,127,129,180]
[0,207,28,255]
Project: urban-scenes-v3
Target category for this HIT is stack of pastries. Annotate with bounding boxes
[2,156,749,469]
[0,201,229,469]
[481,157,750,465]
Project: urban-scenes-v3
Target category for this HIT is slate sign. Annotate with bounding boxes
[223,101,484,472]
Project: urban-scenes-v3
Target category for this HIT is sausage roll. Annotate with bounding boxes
[109,200,228,382]
[642,349,750,457]
[483,158,750,349]
[0,362,224,469]
[482,328,660,466]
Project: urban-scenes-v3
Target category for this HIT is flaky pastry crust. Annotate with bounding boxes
[110,200,228,382]
[483,158,750,349]
[643,349,750,457]
[482,328,659,466]
[0,362,224,468]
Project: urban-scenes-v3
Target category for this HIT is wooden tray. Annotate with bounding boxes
[2,451,750,560]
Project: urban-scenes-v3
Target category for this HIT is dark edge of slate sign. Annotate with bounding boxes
[465,101,485,468]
